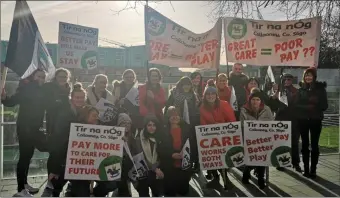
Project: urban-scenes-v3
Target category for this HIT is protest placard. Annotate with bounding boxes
[64,123,124,181]
[195,122,244,171]
[224,17,321,67]
[58,22,99,69]
[128,152,149,182]
[145,6,222,68]
[95,98,119,123]
[243,121,292,167]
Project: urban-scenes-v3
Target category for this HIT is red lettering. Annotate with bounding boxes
[93,143,120,151]
[235,49,257,60]
[274,38,303,53]
[279,50,299,63]
[228,38,256,52]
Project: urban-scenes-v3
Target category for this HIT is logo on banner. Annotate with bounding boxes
[227,18,247,39]
[147,12,166,36]
[105,163,121,179]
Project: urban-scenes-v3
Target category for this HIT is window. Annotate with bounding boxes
[115,51,124,61]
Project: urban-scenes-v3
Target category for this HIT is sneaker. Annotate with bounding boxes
[24,184,39,194]
[13,189,33,197]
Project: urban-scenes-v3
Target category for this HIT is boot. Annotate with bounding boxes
[258,177,266,190]
[242,166,251,184]
[302,151,310,178]
[310,151,319,179]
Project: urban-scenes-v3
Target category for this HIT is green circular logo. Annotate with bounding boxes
[271,146,291,167]
[98,155,122,181]
[81,50,98,69]
[227,18,247,39]
[147,10,166,36]
[225,146,244,168]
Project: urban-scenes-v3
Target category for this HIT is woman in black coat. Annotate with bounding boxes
[160,106,192,197]
[1,69,46,197]
[41,68,71,196]
[48,83,91,197]
[164,76,200,172]
[295,67,328,179]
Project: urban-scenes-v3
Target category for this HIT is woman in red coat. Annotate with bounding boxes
[139,68,166,125]
[199,81,236,189]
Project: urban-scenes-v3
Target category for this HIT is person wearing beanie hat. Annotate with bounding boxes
[295,67,328,179]
[240,87,274,190]
[274,72,302,173]
[200,82,236,189]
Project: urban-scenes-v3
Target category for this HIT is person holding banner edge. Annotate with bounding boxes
[1,69,46,197]
[86,74,114,106]
[240,87,274,189]
[160,106,192,196]
[200,80,236,189]
[295,67,328,179]
[273,73,302,173]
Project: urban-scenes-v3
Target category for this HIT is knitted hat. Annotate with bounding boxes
[303,67,317,81]
[249,87,263,101]
[117,113,132,126]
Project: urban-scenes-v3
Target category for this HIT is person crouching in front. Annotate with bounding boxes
[160,106,192,196]
[240,88,274,189]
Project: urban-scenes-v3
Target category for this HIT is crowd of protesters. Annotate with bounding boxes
[1,63,328,197]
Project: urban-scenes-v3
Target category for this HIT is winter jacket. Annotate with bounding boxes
[86,85,114,106]
[2,81,45,131]
[200,100,237,125]
[48,102,78,174]
[240,104,274,122]
[158,123,191,172]
[295,81,328,120]
[218,85,232,102]
[139,84,166,120]
[130,130,162,171]
[42,82,71,134]
[274,85,298,121]
[228,72,249,108]
[164,88,200,125]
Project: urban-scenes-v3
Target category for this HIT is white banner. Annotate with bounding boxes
[181,139,191,170]
[95,98,119,123]
[145,6,222,68]
[230,86,238,111]
[64,124,124,181]
[224,17,321,67]
[58,22,99,69]
[244,121,292,167]
[128,152,149,181]
[125,81,139,106]
[195,122,244,170]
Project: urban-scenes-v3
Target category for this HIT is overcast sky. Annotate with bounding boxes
[1,1,308,65]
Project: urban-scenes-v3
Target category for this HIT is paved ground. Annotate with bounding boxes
[1,155,339,197]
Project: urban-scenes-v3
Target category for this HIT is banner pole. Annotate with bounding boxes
[144,0,150,82]
[215,18,222,82]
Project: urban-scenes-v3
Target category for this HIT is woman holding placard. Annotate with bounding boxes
[240,87,274,189]
[199,80,236,189]
[295,67,328,179]
[130,115,164,197]
[1,69,46,197]
[48,83,93,197]
[160,106,192,196]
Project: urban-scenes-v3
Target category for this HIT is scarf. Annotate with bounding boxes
[172,88,194,109]
[140,130,158,168]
